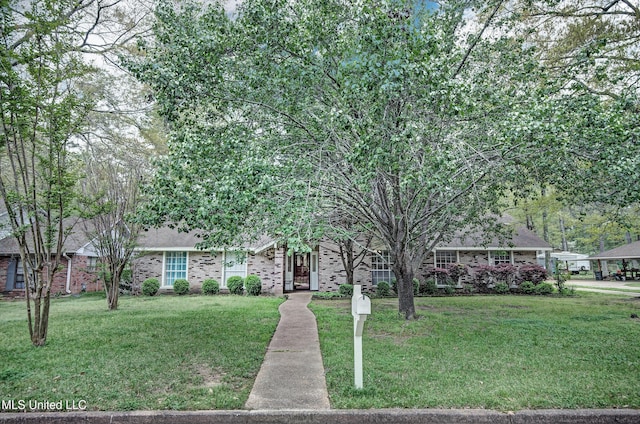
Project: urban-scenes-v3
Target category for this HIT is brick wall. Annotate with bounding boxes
[317,239,372,293]
[131,250,282,294]
[247,248,279,294]
[0,254,102,298]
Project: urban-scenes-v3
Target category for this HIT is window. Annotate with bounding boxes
[164,251,187,287]
[371,251,394,285]
[15,259,25,290]
[86,257,99,273]
[223,251,247,286]
[435,250,457,268]
[490,250,512,265]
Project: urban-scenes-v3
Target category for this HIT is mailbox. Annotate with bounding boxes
[355,295,371,315]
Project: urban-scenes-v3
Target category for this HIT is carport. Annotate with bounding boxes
[589,240,640,280]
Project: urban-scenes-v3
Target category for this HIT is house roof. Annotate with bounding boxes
[588,240,640,260]
[436,224,552,251]
[0,217,97,256]
[135,226,277,254]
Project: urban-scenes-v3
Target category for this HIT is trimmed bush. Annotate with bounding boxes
[173,279,189,295]
[338,284,353,297]
[535,282,554,295]
[142,278,160,296]
[520,281,536,295]
[376,281,391,297]
[227,276,245,295]
[419,278,437,295]
[202,279,220,295]
[245,275,262,296]
[494,282,510,294]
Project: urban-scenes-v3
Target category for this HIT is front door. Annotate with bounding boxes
[294,252,310,290]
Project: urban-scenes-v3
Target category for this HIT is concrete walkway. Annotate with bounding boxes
[568,279,640,297]
[244,291,331,410]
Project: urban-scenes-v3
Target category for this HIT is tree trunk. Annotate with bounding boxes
[107,265,123,311]
[392,259,416,320]
[339,240,355,286]
[559,217,568,251]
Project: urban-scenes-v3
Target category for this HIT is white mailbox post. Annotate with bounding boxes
[351,285,371,389]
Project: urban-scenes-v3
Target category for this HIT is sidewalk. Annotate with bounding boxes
[244,291,331,410]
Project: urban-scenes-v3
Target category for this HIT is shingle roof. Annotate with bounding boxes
[0,217,96,255]
[588,240,640,260]
[438,224,552,251]
[135,226,276,253]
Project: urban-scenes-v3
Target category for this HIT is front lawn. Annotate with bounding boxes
[0,294,283,411]
[312,294,640,410]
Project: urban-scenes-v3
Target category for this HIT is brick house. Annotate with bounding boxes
[131,222,551,295]
[0,214,104,298]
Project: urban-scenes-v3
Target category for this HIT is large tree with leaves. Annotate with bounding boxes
[133,0,561,318]
[0,0,152,345]
[511,0,640,206]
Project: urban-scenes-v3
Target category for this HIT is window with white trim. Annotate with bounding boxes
[371,251,394,285]
[490,250,512,265]
[164,251,187,287]
[223,251,247,286]
[435,250,457,268]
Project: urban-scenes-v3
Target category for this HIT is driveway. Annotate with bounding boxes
[567,279,640,297]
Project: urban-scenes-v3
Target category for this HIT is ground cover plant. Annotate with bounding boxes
[0,293,282,411]
[311,294,640,410]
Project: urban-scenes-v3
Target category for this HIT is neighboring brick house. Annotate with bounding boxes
[0,215,104,298]
[131,223,551,295]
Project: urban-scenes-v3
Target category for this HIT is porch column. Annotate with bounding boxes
[273,248,285,296]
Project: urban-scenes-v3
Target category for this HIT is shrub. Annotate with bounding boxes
[376,281,391,297]
[520,281,536,295]
[442,284,455,295]
[494,263,518,285]
[447,263,469,284]
[471,265,497,292]
[227,276,245,295]
[244,275,262,296]
[142,278,160,296]
[173,279,190,295]
[494,282,510,294]
[518,264,548,285]
[338,284,353,297]
[535,282,554,295]
[419,278,437,295]
[413,278,420,295]
[202,279,220,295]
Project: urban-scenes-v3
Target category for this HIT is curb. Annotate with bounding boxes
[1,409,639,424]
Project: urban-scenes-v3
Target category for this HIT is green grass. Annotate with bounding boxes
[0,293,283,411]
[311,294,640,410]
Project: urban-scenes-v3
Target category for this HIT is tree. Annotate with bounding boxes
[76,65,161,310]
[512,0,640,206]
[133,0,559,318]
[0,0,152,345]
